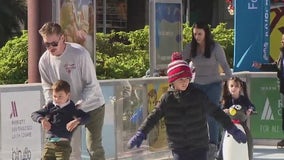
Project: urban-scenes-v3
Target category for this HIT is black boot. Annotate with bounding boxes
[277,139,284,148]
[207,143,218,160]
[215,148,223,160]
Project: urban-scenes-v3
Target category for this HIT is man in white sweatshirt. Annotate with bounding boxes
[38,22,105,160]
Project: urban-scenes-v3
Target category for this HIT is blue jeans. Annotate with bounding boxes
[172,148,208,160]
[195,82,222,145]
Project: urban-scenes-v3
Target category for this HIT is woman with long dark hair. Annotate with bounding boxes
[182,22,232,160]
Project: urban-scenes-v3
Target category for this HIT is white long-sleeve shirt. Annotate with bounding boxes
[39,42,105,112]
[182,43,232,84]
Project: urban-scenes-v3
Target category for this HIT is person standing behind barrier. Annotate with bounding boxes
[31,80,90,160]
[218,77,255,160]
[182,22,232,160]
[252,33,284,148]
[38,22,106,160]
[127,52,246,160]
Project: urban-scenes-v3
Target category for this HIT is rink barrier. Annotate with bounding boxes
[0,72,281,160]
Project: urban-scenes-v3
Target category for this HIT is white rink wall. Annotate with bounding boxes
[0,72,281,160]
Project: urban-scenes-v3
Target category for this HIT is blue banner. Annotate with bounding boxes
[154,1,182,69]
[234,0,270,71]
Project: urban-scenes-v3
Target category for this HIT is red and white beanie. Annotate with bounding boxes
[167,52,192,83]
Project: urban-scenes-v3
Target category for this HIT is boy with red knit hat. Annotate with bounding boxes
[127,52,246,160]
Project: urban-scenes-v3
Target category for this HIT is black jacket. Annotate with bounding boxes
[259,48,284,131]
[223,95,255,112]
[31,101,90,140]
[138,83,235,150]
[259,48,284,94]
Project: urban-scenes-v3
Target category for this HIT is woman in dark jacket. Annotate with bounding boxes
[252,33,284,147]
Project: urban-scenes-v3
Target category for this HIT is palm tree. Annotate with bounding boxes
[0,0,27,48]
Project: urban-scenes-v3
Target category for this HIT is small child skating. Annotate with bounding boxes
[218,76,255,160]
[127,52,247,160]
[31,80,90,160]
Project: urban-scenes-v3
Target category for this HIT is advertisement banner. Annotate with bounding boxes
[250,77,283,138]
[147,82,169,151]
[234,0,270,71]
[150,0,182,73]
[0,91,42,160]
[59,0,95,58]
[270,3,284,61]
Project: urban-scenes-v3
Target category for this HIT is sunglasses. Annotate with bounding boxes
[43,36,62,48]
[44,41,59,48]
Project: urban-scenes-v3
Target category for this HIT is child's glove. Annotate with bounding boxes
[227,126,247,143]
[127,131,146,149]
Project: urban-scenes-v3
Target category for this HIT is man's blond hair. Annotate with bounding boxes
[39,22,64,37]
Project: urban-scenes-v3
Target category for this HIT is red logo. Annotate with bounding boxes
[64,63,76,74]
[10,101,18,118]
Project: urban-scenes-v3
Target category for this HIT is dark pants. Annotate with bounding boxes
[281,94,284,131]
[242,122,253,160]
[195,82,222,145]
[85,105,105,160]
[42,141,71,160]
[172,148,208,160]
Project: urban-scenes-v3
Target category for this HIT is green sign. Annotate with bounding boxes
[250,77,282,138]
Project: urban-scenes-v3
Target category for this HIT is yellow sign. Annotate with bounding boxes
[270,5,284,60]
[147,82,169,151]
